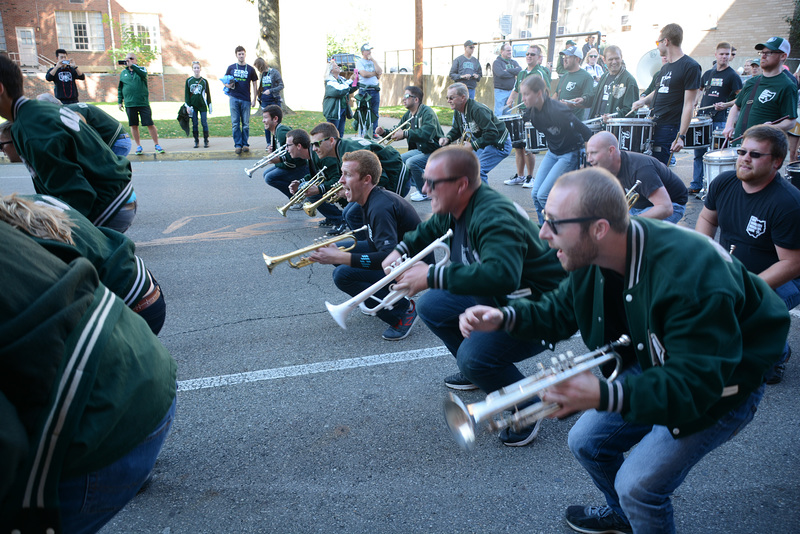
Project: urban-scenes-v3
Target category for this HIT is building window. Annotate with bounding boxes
[0,13,6,52]
[119,13,161,53]
[55,11,105,51]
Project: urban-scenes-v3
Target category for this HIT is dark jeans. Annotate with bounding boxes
[651,124,679,166]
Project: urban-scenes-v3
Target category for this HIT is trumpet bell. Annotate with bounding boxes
[325,300,349,329]
[443,393,477,450]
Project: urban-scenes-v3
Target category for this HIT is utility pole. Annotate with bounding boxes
[547,0,560,71]
[414,0,423,89]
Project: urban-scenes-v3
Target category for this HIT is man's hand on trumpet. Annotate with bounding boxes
[539,371,601,419]
[309,244,349,265]
[380,251,430,297]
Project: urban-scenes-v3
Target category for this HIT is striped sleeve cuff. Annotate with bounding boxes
[501,306,516,333]
[598,379,625,414]
[395,242,411,257]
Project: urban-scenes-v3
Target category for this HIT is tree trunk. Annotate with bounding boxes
[414,0,423,90]
[256,0,294,113]
[788,0,800,73]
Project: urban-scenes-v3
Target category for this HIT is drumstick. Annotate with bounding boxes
[696,100,734,112]
[728,115,792,145]
[507,102,525,113]
[625,108,636,117]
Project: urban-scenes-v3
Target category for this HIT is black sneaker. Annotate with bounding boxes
[318,218,337,228]
[326,223,348,236]
[498,418,542,447]
[766,346,791,385]
[444,372,479,391]
[565,505,632,534]
[382,300,418,340]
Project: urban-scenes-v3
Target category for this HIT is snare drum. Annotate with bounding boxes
[636,106,651,118]
[702,148,738,196]
[711,129,728,151]
[584,120,603,137]
[605,118,654,153]
[525,125,548,153]
[785,161,800,191]
[685,117,712,149]
[500,114,525,144]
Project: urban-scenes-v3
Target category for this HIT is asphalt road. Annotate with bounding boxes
[1,149,798,533]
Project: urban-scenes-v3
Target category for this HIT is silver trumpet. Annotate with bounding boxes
[443,335,630,450]
[325,228,454,329]
[244,144,289,177]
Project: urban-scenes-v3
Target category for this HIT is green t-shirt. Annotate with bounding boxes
[733,72,799,139]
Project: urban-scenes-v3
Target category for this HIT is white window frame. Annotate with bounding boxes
[119,13,161,54]
[55,11,105,52]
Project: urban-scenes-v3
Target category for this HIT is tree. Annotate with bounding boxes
[104,15,160,71]
[787,0,800,73]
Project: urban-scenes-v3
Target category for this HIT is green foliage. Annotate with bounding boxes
[326,21,371,57]
[103,15,160,71]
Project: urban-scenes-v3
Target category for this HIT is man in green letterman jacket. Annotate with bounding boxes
[0,220,177,533]
[383,146,566,447]
[441,82,511,184]
[0,55,137,234]
[460,167,788,534]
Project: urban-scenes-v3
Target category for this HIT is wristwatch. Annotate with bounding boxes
[678,134,686,141]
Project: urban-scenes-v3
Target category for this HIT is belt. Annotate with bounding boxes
[132,283,161,313]
[118,133,130,139]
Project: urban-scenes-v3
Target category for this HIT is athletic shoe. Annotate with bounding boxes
[409,191,429,202]
[564,505,632,534]
[522,176,535,188]
[444,372,479,391]
[326,223,348,236]
[687,188,701,194]
[498,418,542,447]
[235,147,242,155]
[504,174,526,185]
[135,145,143,155]
[243,146,250,153]
[382,300,418,340]
[289,203,303,211]
[318,218,337,228]
[669,154,677,166]
[154,144,165,154]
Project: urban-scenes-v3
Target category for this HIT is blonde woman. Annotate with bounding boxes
[323,60,357,137]
[0,193,166,334]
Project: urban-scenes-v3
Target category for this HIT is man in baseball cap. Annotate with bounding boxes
[723,36,797,143]
[356,42,382,137]
[450,40,482,99]
[555,45,593,119]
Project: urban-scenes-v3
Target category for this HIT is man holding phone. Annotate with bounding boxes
[45,49,85,104]
[117,53,164,155]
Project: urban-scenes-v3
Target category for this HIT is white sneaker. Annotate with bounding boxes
[504,174,526,185]
[522,176,535,188]
[410,191,429,202]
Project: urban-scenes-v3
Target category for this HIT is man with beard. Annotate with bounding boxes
[309,150,425,341]
[554,45,594,120]
[383,146,565,446]
[587,45,639,122]
[459,166,788,534]
[696,125,800,384]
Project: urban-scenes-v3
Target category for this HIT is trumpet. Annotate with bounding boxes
[244,144,289,177]
[443,335,630,450]
[625,180,642,209]
[262,225,367,274]
[326,228,454,328]
[455,129,472,146]
[277,167,327,217]
[303,183,344,217]
[377,118,413,146]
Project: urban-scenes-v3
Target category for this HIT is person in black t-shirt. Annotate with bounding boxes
[586,131,687,223]
[310,150,425,341]
[632,24,702,166]
[696,125,800,384]
[44,49,85,104]
[689,42,743,193]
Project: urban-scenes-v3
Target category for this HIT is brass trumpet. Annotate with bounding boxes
[625,180,642,209]
[443,335,630,450]
[277,167,327,217]
[376,117,413,146]
[303,183,344,217]
[262,225,368,274]
[244,144,289,177]
[325,229,454,328]
[455,129,472,147]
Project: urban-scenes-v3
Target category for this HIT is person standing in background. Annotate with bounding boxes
[492,43,521,118]
[224,46,259,155]
[45,49,85,104]
[450,40,483,100]
[185,61,212,149]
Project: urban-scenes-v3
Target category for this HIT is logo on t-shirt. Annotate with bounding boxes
[565,81,576,92]
[658,71,672,93]
[746,216,767,238]
[58,71,73,83]
[758,89,777,104]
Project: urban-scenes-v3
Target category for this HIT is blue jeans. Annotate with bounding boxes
[651,124,679,166]
[359,87,380,137]
[58,394,176,534]
[568,365,764,534]
[531,149,581,224]
[691,121,726,190]
[264,165,309,199]
[416,290,546,393]
[328,110,347,138]
[191,110,209,137]
[773,278,800,371]
[229,97,252,148]
[493,88,512,118]
[332,241,408,326]
[402,149,431,192]
[476,137,512,184]
[111,135,131,157]
[468,88,476,100]
[103,197,137,234]
[630,202,686,224]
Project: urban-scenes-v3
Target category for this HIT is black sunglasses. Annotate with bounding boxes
[736,149,771,159]
[310,136,332,149]
[422,175,464,190]
[0,140,13,150]
[543,215,599,235]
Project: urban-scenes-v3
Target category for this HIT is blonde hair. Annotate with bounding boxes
[0,194,75,244]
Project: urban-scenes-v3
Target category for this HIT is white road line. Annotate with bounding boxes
[178,346,451,392]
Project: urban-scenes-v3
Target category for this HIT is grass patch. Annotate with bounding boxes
[91,102,453,139]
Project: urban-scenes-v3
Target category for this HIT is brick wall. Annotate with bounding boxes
[24,73,187,103]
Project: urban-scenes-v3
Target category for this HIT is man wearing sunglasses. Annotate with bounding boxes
[696,124,800,384]
[375,85,443,202]
[449,40,482,100]
[723,37,798,145]
[382,146,565,447]
[581,48,605,86]
[460,166,788,534]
